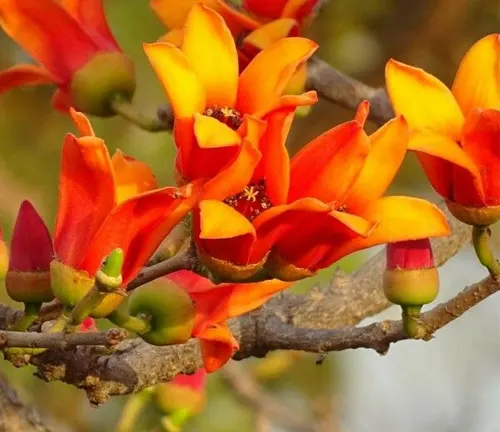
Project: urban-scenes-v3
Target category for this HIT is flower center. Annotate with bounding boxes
[203,105,243,130]
[224,180,273,222]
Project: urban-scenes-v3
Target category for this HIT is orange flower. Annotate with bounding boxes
[0,0,135,115]
[50,109,201,316]
[194,101,450,281]
[167,270,290,372]
[151,1,310,102]
[145,4,316,190]
[386,34,500,225]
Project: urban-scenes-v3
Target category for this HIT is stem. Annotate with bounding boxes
[401,305,426,339]
[111,97,169,132]
[107,308,151,335]
[160,409,192,432]
[472,226,500,277]
[69,286,107,326]
[115,388,153,432]
[10,303,41,332]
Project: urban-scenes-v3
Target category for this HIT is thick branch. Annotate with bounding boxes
[306,56,394,124]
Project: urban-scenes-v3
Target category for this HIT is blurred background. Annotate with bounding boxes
[0,0,499,431]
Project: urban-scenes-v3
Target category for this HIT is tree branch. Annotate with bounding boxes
[306,56,394,125]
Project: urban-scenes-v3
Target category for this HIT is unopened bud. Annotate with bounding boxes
[70,52,136,117]
[127,280,195,346]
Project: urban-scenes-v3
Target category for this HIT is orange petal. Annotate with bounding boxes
[282,0,318,22]
[0,0,99,81]
[111,150,158,204]
[237,37,318,115]
[408,129,483,200]
[54,134,115,268]
[354,100,370,126]
[458,108,500,206]
[208,0,260,36]
[80,181,202,282]
[318,196,451,267]
[452,34,500,116]
[151,0,197,30]
[252,109,294,205]
[182,3,238,107]
[289,121,370,204]
[197,324,239,373]
[242,18,298,54]
[69,108,95,136]
[198,200,256,240]
[329,210,375,237]
[144,42,206,118]
[158,29,184,46]
[345,116,409,209]
[0,64,56,94]
[202,136,262,201]
[385,59,464,140]
[60,0,119,50]
[193,113,241,149]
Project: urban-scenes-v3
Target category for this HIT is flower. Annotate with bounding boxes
[167,270,291,372]
[151,1,311,108]
[144,3,317,188]
[386,34,500,226]
[195,101,450,281]
[50,109,201,317]
[0,0,136,116]
[243,0,318,25]
[6,201,54,304]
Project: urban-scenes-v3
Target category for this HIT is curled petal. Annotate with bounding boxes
[111,150,157,204]
[0,64,56,94]
[54,134,115,268]
[452,34,500,116]
[69,108,95,136]
[182,3,238,107]
[144,42,206,118]
[151,0,197,30]
[242,18,298,56]
[386,59,464,140]
[197,323,238,372]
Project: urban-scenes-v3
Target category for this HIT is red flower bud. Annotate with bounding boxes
[384,239,439,307]
[6,201,54,303]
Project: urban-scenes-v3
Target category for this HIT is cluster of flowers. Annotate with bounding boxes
[0,0,499,377]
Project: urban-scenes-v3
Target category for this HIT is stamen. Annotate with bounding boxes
[203,105,243,130]
[224,179,273,222]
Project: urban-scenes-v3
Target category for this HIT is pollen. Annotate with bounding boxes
[224,179,273,222]
[203,105,243,130]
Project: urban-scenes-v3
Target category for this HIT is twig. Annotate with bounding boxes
[306,56,394,125]
[0,328,128,350]
[221,362,315,432]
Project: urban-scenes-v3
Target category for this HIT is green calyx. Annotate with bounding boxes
[96,248,124,292]
[383,267,439,307]
[5,271,54,304]
[70,52,136,117]
[126,280,195,346]
[446,200,500,227]
[265,252,316,282]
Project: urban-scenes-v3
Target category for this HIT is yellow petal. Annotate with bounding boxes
[198,200,256,239]
[193,113,242,148]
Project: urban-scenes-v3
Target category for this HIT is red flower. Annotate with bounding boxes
[50,109,201,316]
[167,270,291,372]
[194,101,450,281]
[0,0,135,115]
[244,0,318,24]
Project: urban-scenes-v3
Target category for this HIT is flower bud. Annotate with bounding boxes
[6,201,54,303]
[69,52,136,117]
[127,280,195,346]
[446,200,500,227]
[154,369,206,418]
[384,239,439,339]
[383,239,439,307]
[50,260,124,318]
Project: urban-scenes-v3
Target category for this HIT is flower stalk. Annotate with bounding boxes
[472,226,500,278]
[10,302,41,332]
[111,96,169,132]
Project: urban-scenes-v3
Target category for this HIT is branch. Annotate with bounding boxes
[306,56,394,125]
[221,362,314,432]
[0,328,128,350]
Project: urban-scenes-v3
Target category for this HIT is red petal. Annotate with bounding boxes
[197,324,239,372]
